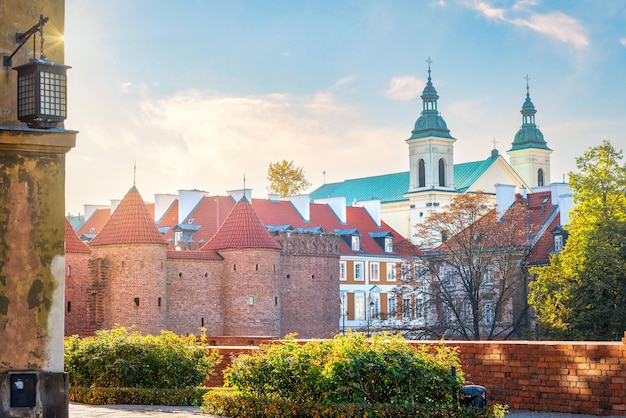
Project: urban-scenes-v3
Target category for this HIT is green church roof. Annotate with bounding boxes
[310,154,499,204]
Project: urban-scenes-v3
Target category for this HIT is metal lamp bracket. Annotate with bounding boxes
[3,15,49,67]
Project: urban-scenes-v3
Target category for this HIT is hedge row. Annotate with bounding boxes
[201,389,508,418]
[69,386,210,406]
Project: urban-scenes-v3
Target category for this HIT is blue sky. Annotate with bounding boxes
[64,0,626,215]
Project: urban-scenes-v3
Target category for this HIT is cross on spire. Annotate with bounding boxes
[492,137,498,149]
[426,57,433,78]
[524,74,531,92]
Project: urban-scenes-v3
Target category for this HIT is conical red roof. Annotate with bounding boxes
[65,219,91,254]
[89,186,167,246]
[202,197,281,250]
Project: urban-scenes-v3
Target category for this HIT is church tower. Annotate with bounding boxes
[406,60,456,193]
[507,77,552,188]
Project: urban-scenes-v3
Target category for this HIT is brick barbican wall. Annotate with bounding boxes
[165,257,224,335]
[277,232,341,339]
[219,248,282,336]
[204,335,626,416]
[64,252,91,336]
[91,244,168,335]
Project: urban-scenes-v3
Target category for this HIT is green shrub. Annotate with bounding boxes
[201,389,508,418]
[70,386,210,406]
[224,332,462,408]
[64,327,221,389]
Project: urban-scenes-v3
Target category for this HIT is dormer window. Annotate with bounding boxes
[351,235,360,251]
[174,231,183,245]
[384,237,393,253]
[554,234,564,253]
[551,225,568,254]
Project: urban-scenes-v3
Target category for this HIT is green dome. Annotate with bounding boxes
[407,65,454,141]
[509,83,551,152]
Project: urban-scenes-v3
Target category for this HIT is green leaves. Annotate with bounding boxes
[267,160,312,197]
[224,333,462,408]
[529,140,626,340]
[64,327,222,389]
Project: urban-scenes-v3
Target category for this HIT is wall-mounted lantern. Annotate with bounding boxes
[2,15,70,129]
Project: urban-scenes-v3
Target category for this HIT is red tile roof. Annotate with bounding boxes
[65,219,91,254]
[202,197,282,250]
[156,199,178,229]
[76,207,110,236]
[89,186,168,246]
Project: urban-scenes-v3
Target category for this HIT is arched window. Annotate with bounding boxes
[418,159,426,187]
[438,158,446,187]
[537,168,544,186]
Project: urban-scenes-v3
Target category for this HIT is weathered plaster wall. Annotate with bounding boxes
[0,130,75,373]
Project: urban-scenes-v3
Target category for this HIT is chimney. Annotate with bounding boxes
[110,199,122,214]
[227,188,252,202]
[154,193,178,222]
[550,182,572,206]
[83,204,109,222]
[284,194,310,222]
[354,199,381,227]
[314,196,347,224]
[495,184,516,219]
[178,189,209,222]
[268,193,280,202]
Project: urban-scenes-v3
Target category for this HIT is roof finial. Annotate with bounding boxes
[426,56,433,80]
[133,161,136,186]
[243,173,246,194]
[492,137,498,149]
[524,74,531,94]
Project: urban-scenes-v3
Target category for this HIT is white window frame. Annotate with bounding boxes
[339,261,347,281]
[351,235,360,251]
[369,262,380,282]
[484,267,495,285]
[354,261,364,281]
[386,263,396,282]
[483,301,495,325]
[384,237,393,253]
[388,295,397,317]
[554,234,564,253]
[355,293,365,320]
[402,295,412,319]
[174,230,183,245]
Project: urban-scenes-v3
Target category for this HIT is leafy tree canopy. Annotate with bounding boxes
[529,140,626,340]
[267,160,312,197]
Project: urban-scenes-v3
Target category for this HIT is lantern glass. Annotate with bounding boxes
[14,59,70,129]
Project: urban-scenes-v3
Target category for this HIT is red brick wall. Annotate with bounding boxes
[166,258,224,335]
[206,336,626,416]
[219,248,282,336]
[64,252,91,336]
[277,233,341,339]
[92,244,168,335]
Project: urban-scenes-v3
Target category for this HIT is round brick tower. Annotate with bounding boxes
[88,186,168,335]
[202,196,282,337]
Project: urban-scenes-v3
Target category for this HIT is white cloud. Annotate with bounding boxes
[384,76,424,101]
[510,11,589,49]
[620,38,626,47]
[465,0,589,49]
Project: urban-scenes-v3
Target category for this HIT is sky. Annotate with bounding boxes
[63,0,626,216]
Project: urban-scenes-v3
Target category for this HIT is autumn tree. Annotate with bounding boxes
[529,141,626,340]
[267,160,312,198]
[396,192,531,340]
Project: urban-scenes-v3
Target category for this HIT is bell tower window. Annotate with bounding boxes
[538,168,544,186]
[418,159,426,187]
[438,158,446,187]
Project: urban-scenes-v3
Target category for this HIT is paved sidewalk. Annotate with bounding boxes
[70,403,621,417]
